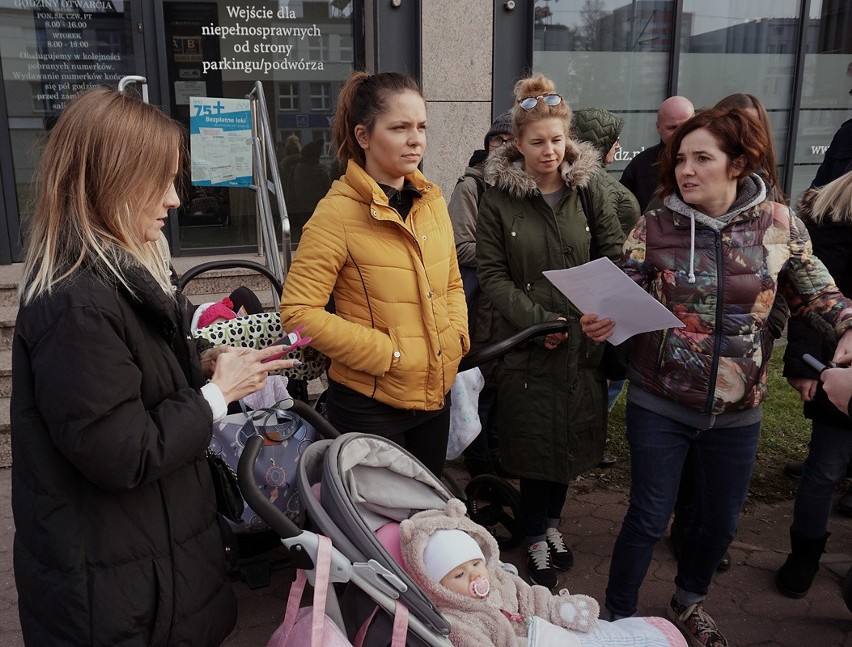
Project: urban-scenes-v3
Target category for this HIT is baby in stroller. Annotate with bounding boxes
[401,499,686,647]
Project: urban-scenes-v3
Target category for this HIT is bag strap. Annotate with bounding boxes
[391,601,409,646]
[577,184,599,260]
[281,566,307,638]
[352,601,409,647]
[457,171,487,205]
[280,535,334,646]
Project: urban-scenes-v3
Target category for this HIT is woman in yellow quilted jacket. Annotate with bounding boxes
[280,71,469,477]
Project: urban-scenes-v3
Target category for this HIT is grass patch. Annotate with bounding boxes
[584,342,812,503]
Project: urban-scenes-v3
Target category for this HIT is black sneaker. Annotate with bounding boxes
[545,528,574,570]
[527,541,557,588]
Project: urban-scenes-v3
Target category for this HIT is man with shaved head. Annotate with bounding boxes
[620,96,694,212]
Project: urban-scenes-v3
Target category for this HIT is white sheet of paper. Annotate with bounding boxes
[543,257,684,345]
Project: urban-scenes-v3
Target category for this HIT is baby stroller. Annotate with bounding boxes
[179,259,329,587]
[238,322,572,645]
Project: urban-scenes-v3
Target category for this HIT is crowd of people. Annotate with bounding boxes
[9,72,852,647]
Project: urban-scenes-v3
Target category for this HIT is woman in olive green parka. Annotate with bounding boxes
[475,75,624,588]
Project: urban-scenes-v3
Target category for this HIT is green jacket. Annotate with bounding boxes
[571,106,641,236]
[476,140,624,483]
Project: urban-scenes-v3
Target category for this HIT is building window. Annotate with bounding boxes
[310,83,331,111]
[308,34,328,60]
[278,82,299,111]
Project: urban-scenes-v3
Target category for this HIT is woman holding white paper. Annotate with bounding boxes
[580,107,852,647]
[475,74,624,589]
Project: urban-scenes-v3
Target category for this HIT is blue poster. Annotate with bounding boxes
[189,97,253,187]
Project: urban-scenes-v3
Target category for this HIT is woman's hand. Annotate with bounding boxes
[580,313,615,343]
[822,367,852,415]
[833,329,852,366]
[200,345,233,378]
[210,346,299,404]
[544,316,568,350]
[787,377,819,402]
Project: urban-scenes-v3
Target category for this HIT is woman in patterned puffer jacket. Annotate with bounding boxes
[581,107,852,647]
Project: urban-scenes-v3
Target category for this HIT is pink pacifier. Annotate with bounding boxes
[469,578,490,598]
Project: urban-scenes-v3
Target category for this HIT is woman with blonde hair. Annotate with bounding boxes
[11,86,294,645]
[280,71,469,477]
[777,168,852,599]
[475,74,624,588]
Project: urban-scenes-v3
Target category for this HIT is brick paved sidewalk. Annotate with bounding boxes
[2,465,851,646]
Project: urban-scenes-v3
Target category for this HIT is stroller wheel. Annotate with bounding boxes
[464,474,524,549]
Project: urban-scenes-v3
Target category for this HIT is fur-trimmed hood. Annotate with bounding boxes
[796,185,852,226]
[484,138,601,199]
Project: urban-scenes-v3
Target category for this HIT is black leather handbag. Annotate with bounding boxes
[205,449,245,523]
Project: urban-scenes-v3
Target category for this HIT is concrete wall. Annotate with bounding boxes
[420,1,494,197]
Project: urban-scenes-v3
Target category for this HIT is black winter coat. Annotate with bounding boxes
[619,141,664,213]
[11,264,237,646]
[783,188,852,427]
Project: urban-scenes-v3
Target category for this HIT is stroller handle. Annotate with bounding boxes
[288,399,340,440]
[458,319,573,372]
[177,259,283,297]
[238,434,302,539]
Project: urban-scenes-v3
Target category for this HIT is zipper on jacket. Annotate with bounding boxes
[383,198,446,407]
[705,232,725,414]
[655,328,670,373]
[348,251,379,399]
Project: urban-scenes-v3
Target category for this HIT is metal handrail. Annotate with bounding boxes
[248,81,292,284]
[117,75,148,102]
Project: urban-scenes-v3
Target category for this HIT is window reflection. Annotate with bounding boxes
[164,0,354,252]
[532,1,676,176]
[790,0,852,201]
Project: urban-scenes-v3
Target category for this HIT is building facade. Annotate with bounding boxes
[0,0,849,264]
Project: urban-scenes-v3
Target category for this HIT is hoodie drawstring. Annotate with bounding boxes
[688,213,696,284]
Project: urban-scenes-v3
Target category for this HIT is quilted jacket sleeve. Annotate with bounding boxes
[779,213,852,342]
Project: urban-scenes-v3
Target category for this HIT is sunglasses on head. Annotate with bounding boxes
[518,93,563,111]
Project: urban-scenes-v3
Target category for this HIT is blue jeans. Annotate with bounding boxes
[792,418,852,539]
[605,402,760,617]
[607,379,626,412]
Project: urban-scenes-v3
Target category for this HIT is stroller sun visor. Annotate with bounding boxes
[339,437,449,532]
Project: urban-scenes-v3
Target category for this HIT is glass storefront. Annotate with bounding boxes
[791,0,852,199]
[531,0,852,203]
[0,1,849,264]
[532,0,676,178]
[162,0,354,252]
[0,0,137,249]
[0,0,355,261]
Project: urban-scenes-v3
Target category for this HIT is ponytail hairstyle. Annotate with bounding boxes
[331,71,422,168]
[21,86,184,305]
[511,74,571,138]
[714,93,785,203]
[657,107,770,200]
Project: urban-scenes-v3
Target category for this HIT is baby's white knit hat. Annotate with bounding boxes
[423,529,485,582]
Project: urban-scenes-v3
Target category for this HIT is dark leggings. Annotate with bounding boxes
[393,409,451,478]
[520,477,570,538]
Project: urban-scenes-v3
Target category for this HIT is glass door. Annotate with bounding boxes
[159,0,357,255]
[0,0,142,261]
